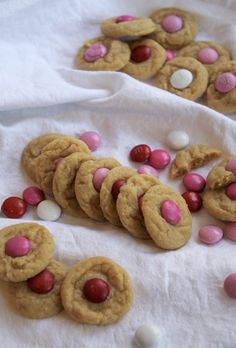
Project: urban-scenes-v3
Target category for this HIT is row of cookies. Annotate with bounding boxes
[76,7,236,113]
[21,133,192,250]
[0,223,133,324]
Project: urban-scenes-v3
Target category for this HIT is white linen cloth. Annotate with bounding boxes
[0,0,236,347]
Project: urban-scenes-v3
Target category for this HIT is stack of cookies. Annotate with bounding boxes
[0,222,133,324]
[21,133,193,250]
[76,7,236,114]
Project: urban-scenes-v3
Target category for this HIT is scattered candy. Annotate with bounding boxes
[225,183,236,200]
[182,191,202,212]
[148,149,170,169]
[79,131,102,151]
[183,172,206,192]
[160,199,181,225]
[131,45,151,63]
[1,196,27,218]
[36,200,61,221]
[161,15,183,33]
[224,273,236,299]
[198,224,223,244]
[5,236,32,257]
[137,165,159,177]
[83,278,110,303]
[166,49,176,61]
[111,179,126,200]
[224,223,236,241]
[225,158,236,173]
[130,144,151,162]
[215,72,236,93]
[166,130,189,150]
[23,186,45,206]
[197,47,219,64]
[170,69,193,90]
[93,168,110,191]
[84,43,107,62]
[116,15,135,23]
[27,270,55,294]
[135,324,161,347]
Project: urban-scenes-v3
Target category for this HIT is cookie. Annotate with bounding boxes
[0,223,54,282]
[206,156,236,190]
[74,158,121,221]
[142,184,192,249]
[21,133,64,182]
[13,260,65,319]
[116,174,160,239]
[101,16,156,39]
[35,136,90,196]
[121,39,166,80]
[61,256,133,325]
[76,37,130,71]
[178,41,231,74]
[100,166,136,227]
[203,188,236,222]
[170,144,222,179]
[154,57,208,100]
[204,61,236,114]
[52,152,94,217]
[150,7,197,49]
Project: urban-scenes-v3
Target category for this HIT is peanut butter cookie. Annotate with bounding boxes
[154,57,208,100]
[150,7,197,49]
[61,256,133,325]
[142,185,192,250]
[121,39,166,80]
[170,144,222,179]
[100,166,136,227]
[52,152,93,217]
[116,174,160,239]
[74,158,121,221]
[14,260,65,319]
[0,223,54,282]
[76,37,130,71]
[206,156,236,190]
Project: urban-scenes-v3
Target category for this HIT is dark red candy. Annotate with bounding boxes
[131,45,151,63]
[130,144,151,162]
[182,191,202,212]
[1,196,27,218]
[27,270,55,294]
[83,278,110,303]
[111,180,126,200]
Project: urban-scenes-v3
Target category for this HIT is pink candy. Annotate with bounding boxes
[225,158,236,173]
[197,47,218,64]
[116,15,135,23]
[183,172,206,192]
[23,186,45,206]
[148,149,171,169]
[198,225,223,244]
[79,131,102,151]
[166,50,176,61]
[84,43,107,62]
[137,165,159,177]
[161,15,183,33]
[224,223,236,241]
[225,183,236,200]
[93,168,110,191]
[160,200,181,225]
[224,273,236,299]
[215,72,236,93]
[5,236,32,258]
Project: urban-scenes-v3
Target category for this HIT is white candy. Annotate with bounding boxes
[135,325,161,347]
[166,130,189,150]
[37,200,61,221]
[170,69,193,89]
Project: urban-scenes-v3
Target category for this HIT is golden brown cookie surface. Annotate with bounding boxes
[61,256,133,325]
[206,156,236,190]
[14,260,65,319]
